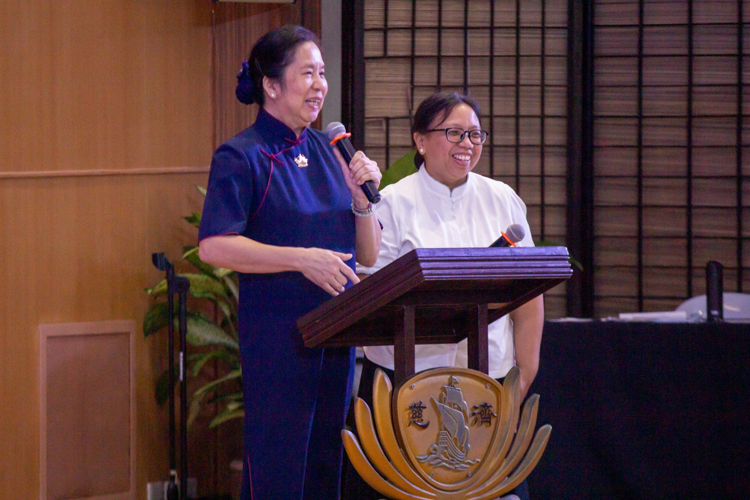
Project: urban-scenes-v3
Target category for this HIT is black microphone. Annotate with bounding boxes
[326,122,381,204]
[706,260,724,323]
[490,224,525,248]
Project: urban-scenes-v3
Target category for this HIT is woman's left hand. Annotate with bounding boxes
[334,148,382,208]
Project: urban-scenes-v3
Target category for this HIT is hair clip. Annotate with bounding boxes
[236,61,254,105]
[237,61,250,79]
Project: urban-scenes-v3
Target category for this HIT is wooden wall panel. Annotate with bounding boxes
[0,0,213,498]
[0,0,211,174]
[0,173,210,499]
[40,321,135,500]
[0,0,322,497]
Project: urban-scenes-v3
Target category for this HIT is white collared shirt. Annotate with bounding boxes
[358,166,534,379]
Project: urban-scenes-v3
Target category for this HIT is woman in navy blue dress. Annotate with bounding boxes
[198,25,382,500]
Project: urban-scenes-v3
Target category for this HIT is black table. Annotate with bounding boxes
[529,320,750,499]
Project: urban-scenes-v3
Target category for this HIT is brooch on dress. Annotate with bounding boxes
[294,154,309,167]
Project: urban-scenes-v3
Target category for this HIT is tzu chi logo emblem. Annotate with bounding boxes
[342,367,551,500]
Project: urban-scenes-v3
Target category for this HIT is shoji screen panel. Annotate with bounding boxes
[593,0,749,317]
[363,0,570,317]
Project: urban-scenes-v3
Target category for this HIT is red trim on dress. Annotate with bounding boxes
[251,137,308,221]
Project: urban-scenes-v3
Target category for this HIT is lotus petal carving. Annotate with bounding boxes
[342,367,551,500]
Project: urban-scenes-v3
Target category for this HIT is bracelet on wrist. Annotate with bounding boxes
[351,201,374,217]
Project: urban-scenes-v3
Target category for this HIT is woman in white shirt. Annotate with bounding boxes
[344,92,544,500]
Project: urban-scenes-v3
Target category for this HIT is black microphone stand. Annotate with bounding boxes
[153,253,190,500]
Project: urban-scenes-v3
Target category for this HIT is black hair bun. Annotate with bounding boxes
[235,61,255,105]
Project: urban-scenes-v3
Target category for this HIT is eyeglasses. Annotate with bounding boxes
[426,128,488,145]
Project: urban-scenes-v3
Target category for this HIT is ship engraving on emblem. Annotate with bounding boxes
[416,376,481,470]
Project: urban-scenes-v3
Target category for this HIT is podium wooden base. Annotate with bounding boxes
[343,367,550,500]
[298,248,569,499]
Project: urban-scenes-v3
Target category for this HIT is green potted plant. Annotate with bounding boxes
[144,187,244,430]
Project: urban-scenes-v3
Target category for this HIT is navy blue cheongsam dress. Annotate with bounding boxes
[199,108,356,500]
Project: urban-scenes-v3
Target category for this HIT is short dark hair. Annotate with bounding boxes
[245,25,321,106]
[412,92,482,168]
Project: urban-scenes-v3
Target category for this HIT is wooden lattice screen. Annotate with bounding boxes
[362,0,570,318]
[592,0,750,317]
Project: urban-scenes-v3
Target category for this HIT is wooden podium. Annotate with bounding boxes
[297,247,573,500]
[298,246,573,383]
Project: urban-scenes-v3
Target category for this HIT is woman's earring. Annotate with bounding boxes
[419,149,424,154]
[270,93,275,99]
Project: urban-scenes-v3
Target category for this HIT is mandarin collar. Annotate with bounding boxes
[418,165,472,200]
[254,107,308,146]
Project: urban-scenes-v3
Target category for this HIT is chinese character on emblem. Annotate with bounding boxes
[407,401,429,428]
[471,402,497,426]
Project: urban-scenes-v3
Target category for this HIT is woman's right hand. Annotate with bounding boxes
[298,247,360,296]
[199,236,360,296]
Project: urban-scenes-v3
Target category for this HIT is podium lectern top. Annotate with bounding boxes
[298,247,572,350]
